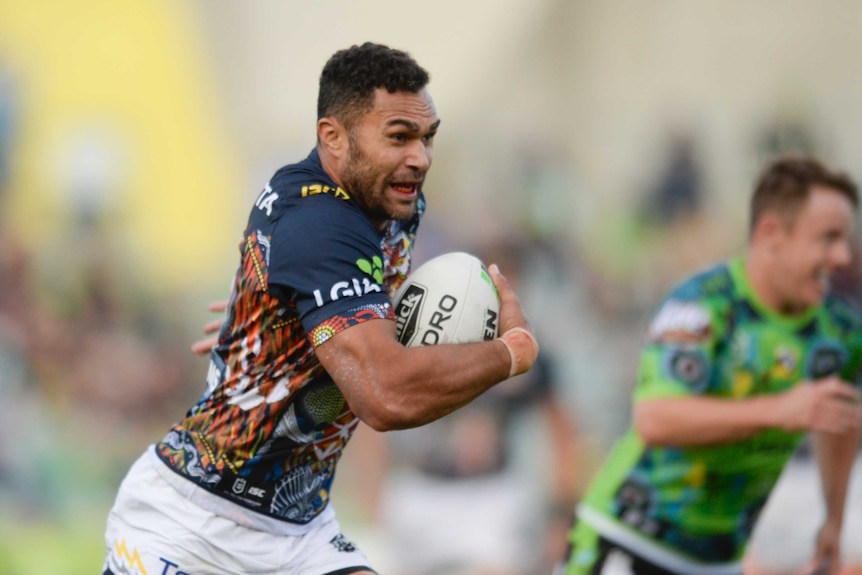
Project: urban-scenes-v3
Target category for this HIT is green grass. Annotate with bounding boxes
[0,508,109,575]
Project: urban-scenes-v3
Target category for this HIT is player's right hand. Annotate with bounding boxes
[775,376,862,434]
[488,264,539,376]
[190,300,229,355]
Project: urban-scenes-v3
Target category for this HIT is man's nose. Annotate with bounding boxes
[405,140,431,172]
[833,240,853,268]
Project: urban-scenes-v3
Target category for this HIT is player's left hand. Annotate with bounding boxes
[190,300,228,355]
[803,521,842,575]
[488,264,539,376]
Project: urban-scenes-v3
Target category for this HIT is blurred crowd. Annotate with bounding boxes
[0,223,204,523]
[2,26,862,571]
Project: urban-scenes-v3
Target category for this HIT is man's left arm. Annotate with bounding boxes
[809,422,861,575]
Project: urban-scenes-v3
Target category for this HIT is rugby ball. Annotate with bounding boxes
[393,252,500,347]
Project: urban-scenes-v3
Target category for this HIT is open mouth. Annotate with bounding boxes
[390,183,418,196]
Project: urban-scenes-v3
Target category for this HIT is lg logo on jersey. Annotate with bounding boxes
[313,277,382,307]
[313,258,385,307]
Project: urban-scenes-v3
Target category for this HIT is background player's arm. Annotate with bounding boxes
[635,394,783,446]
[314,265,538,431]
[805,413,862,575]
[635,376,862,447]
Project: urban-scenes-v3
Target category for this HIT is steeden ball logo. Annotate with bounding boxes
[395,284,427,345]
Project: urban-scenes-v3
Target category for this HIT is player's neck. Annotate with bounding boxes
[743,250,810,316]
[317,144,346,190]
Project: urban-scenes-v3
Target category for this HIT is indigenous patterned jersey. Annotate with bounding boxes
[578,257,862,564]
[155,149,422,527]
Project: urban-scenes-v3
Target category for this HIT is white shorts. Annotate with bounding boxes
[103,450,374,575]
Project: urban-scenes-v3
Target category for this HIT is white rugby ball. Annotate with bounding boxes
[393,251,500,347]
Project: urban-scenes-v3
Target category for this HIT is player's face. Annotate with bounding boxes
[772,185,855,311]
[340,88,439,230]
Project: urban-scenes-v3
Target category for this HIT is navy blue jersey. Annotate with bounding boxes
[156,149,423,526]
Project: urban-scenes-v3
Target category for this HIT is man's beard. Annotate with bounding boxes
[341,141,414,223]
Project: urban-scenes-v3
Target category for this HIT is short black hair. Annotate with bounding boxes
[317,42,430,129]
[750,154,859,233]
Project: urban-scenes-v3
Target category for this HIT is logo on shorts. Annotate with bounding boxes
[110,539,149,575]
[232,477,247,495]
[330,533,357,553]
[110,538,192,575]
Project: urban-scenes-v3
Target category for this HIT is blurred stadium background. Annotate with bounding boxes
[1,1,862,573]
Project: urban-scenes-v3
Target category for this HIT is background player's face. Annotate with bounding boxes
[772,185,855,310]
[340,88,439,230]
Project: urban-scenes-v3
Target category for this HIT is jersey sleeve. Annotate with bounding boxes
[836,302,862,388]
[850,342,862,388]
[266,195,393,345]
[633,294,728,402]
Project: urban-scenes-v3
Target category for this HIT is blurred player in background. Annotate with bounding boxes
[102,42,539,575]
[744,226,862,575]
[558,154,862,575]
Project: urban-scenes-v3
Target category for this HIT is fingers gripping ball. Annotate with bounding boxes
[393,252,500,346]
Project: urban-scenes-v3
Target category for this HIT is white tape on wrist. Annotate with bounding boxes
[498,327,539,378]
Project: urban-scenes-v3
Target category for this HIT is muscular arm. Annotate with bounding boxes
[315,265,538,431]
[634,377,862,447]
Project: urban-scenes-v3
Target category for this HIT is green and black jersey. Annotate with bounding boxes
[569,257,862,573]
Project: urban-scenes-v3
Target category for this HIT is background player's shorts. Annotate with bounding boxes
[558,517,742,575]
[103,451,374,575]
[557,534,683,575]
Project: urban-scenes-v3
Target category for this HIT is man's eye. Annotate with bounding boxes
[423,133,436,143]
[391,133,408,142]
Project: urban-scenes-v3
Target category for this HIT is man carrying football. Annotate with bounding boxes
[102,42,538,575]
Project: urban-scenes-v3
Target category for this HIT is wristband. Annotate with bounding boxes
[498,327,540,377]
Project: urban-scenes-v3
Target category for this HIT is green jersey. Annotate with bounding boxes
[577,257,862,568]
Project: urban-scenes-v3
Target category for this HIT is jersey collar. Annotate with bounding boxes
[729,256,819,329]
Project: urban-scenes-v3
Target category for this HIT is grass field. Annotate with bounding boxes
[0,506,110,575]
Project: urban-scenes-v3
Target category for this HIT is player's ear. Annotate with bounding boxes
[755,212,787,250]
[318,117,348,159]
